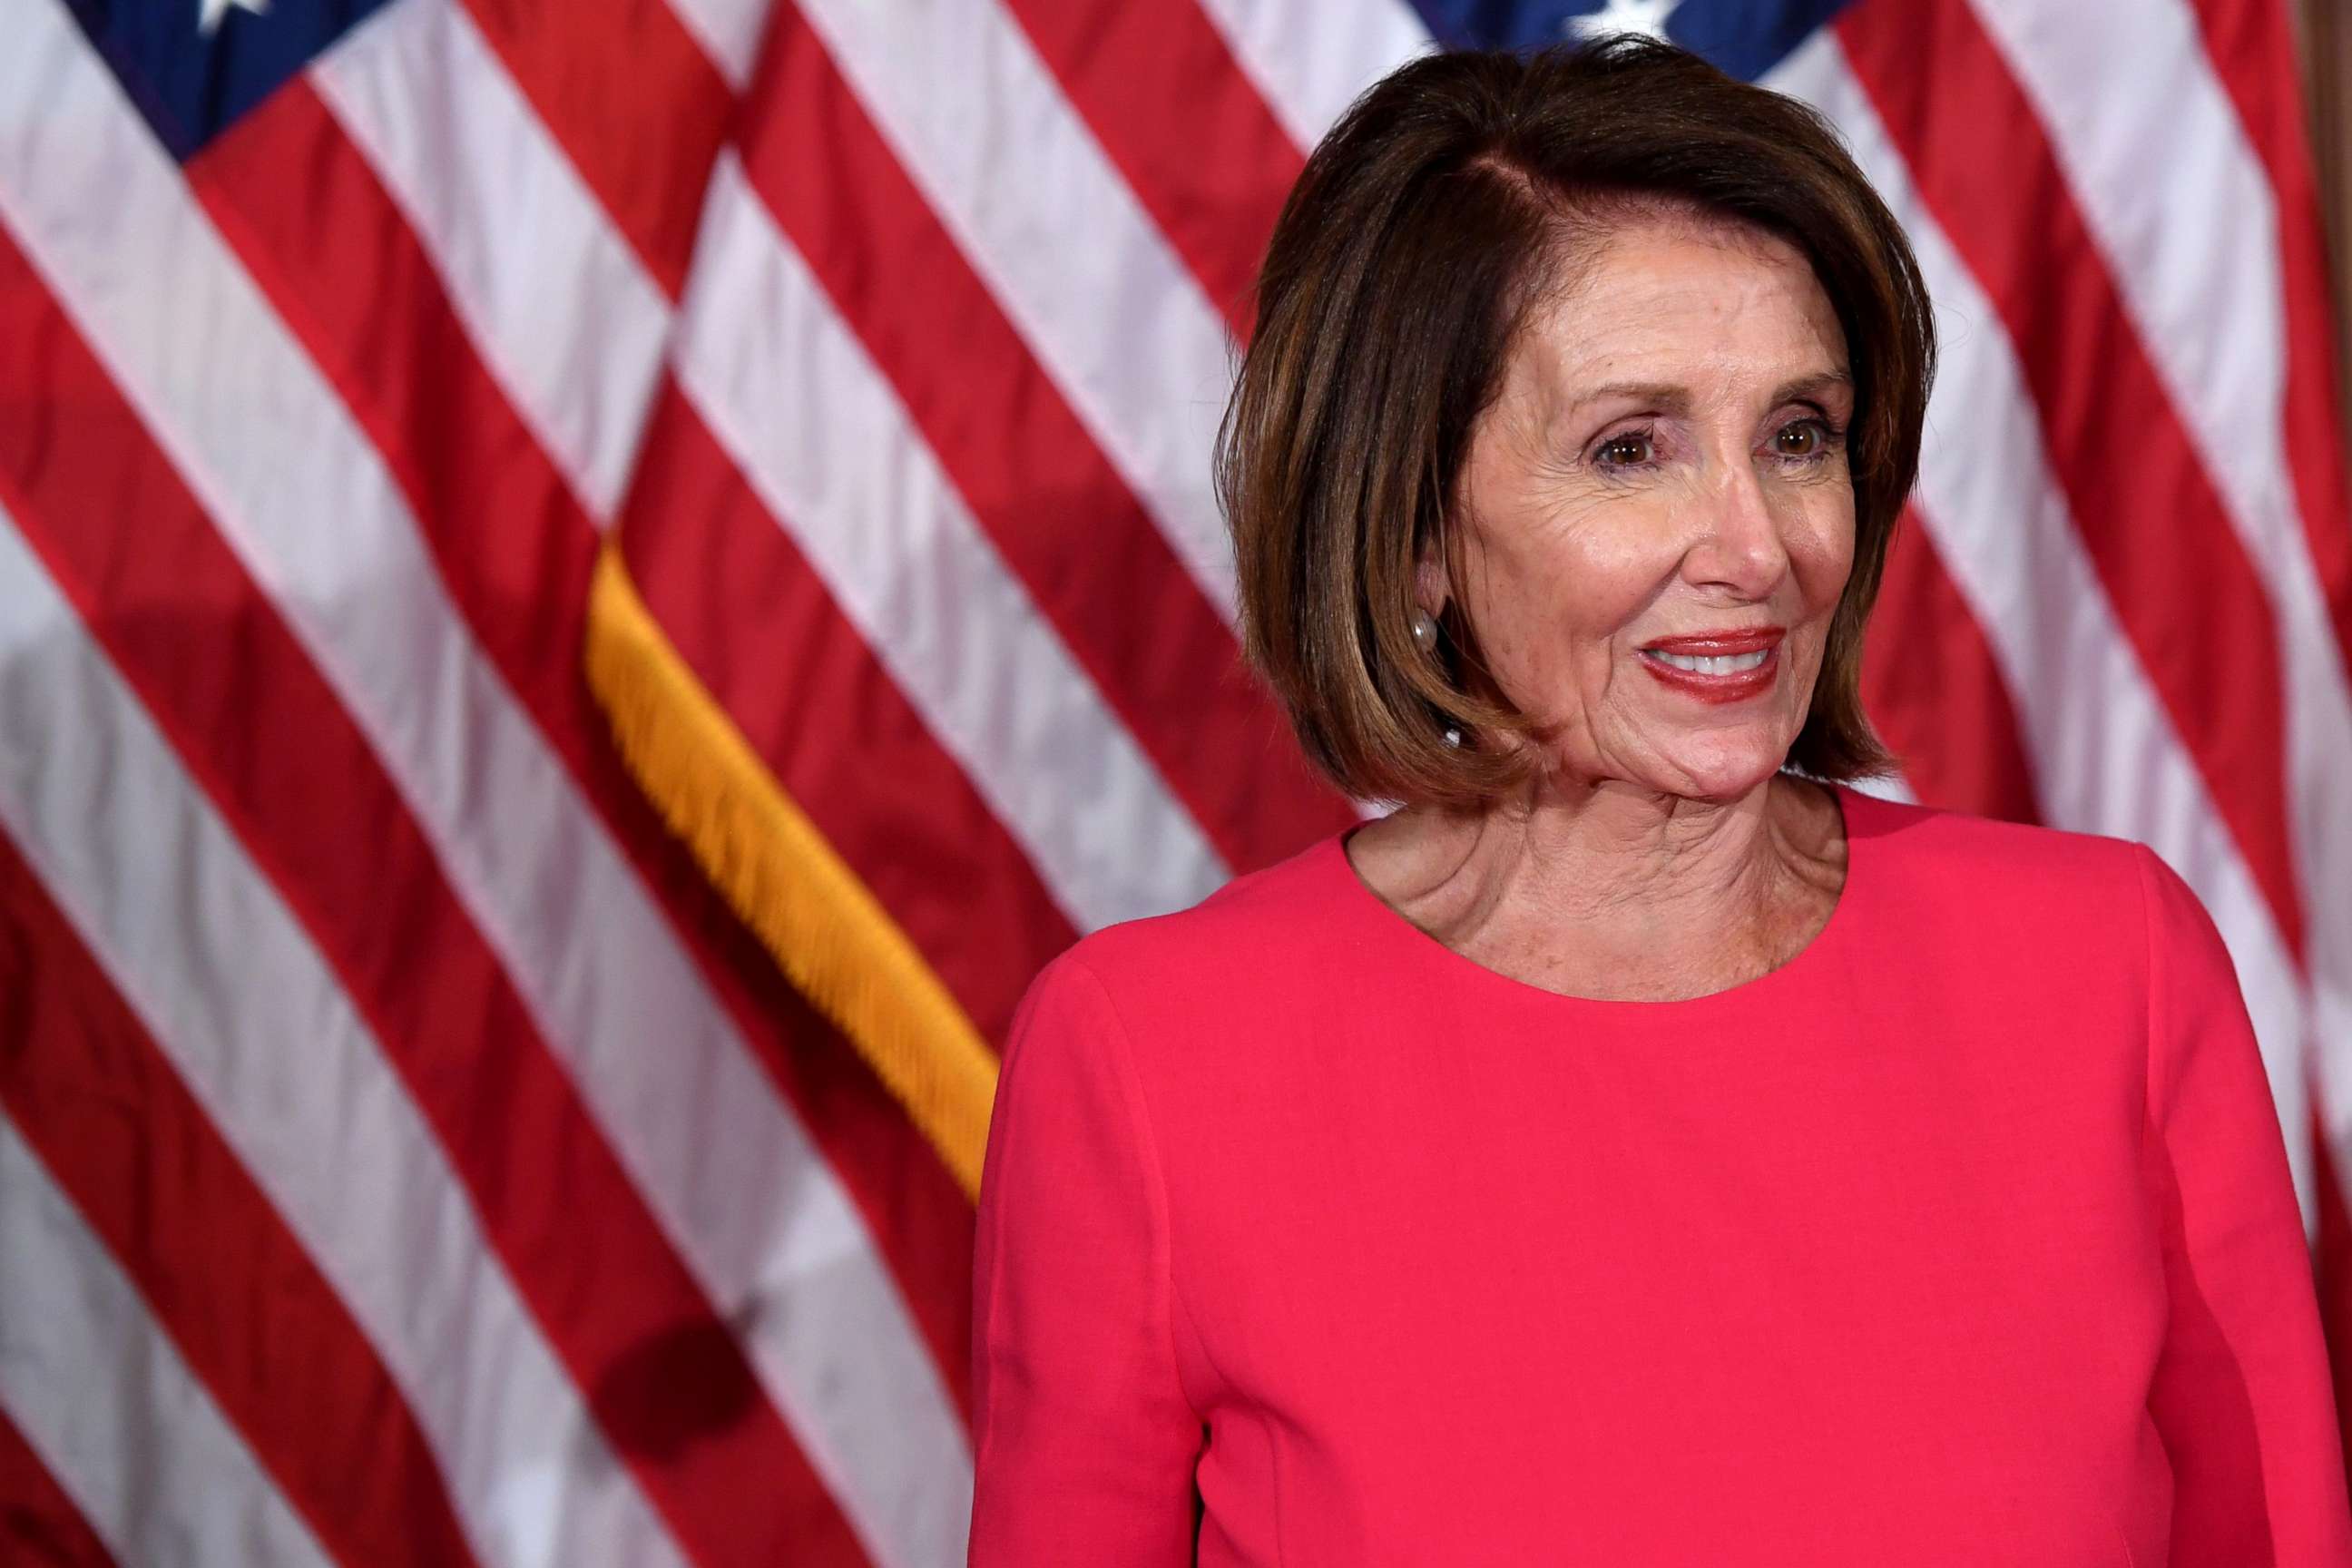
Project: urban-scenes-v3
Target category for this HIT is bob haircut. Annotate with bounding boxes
[1216,36,1936,808]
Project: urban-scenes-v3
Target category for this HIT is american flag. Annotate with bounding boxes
[0,0,2346,1560]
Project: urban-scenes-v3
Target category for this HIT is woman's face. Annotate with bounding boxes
[1431,210,1857,801]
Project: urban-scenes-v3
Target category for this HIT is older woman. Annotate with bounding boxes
[965,37,2351,1567]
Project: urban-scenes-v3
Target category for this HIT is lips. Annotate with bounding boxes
[1636,626,1785,704]
[1639,627,1786,656]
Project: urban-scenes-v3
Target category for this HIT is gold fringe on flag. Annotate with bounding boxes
[583,543,999,1200]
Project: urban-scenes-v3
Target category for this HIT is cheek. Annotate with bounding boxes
[1788,497,1857,611]
[1490,516,1670,671]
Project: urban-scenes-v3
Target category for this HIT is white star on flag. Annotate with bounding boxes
[1566,0,1678,42]
[198,0,269,35]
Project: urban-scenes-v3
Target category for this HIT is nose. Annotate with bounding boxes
[1684,460,1791,599]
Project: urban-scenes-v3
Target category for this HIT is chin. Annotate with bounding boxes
[1653,736,1792,800]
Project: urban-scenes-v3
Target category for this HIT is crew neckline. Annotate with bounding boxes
[1327,777,1871,1014]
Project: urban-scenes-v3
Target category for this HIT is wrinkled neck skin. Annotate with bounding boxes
[1353,766,1847,1003]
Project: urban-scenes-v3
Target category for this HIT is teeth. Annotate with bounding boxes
[1651,648,1770,675]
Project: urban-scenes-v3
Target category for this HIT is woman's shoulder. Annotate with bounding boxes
[1843,782,2152,925]
[1036,826,1363,1020]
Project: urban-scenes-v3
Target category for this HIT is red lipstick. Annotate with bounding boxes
[1636,626,1786,705]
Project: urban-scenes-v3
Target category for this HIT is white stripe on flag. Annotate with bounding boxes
[1770,32,2318,1216]
[315,0,670,524]
[654,0,767,91]
[1188,0,1431,152]
[0,1110,337,1568]
[1965,0,2352,1143]
[0,15,976,1568]
[1848,772,1918,806]
[320,0,1234,936]
[0,500,678,1568]
[677,152,1230,934]
[788,0,1246,618]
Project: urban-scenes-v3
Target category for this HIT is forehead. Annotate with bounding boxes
[1513,211,1849,393]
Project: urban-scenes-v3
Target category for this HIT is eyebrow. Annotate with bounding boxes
[1570,381,1691,416]
[1773,370,1856,407]
[1567,369,1855,417]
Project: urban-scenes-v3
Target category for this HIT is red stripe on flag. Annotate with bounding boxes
[669,856,987,1426]
[0,818,482,1568]
[1862,509,2041,825]
[742,7,1357,874]
[622,377,1083,1048]
[0,213,869,1568]
[187,79,977,1428]
[1000,0,1302,333]
[455,0,731,299]
[1838,0,2307,959]
[0,1401,119,1568]
[2180,0,2352,671]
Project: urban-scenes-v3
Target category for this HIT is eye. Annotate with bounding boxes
[1593,430,1656,468]
[1769,416,1843,464]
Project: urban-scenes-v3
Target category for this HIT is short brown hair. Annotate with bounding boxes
[1216,36,1936,808]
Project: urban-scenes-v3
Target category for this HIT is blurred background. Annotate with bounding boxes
[3,1,2351,1564]
[2306,5,2352,422]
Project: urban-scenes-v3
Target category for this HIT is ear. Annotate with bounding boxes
[1414,544,1450,620]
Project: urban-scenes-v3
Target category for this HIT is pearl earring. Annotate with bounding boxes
[1442,723,1464,749]
[1410,611,1438,652]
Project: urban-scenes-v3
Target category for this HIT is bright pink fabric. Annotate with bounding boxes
[967,783,2352,1565]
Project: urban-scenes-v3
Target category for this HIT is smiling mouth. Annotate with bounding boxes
[1635,630,1785,703]
[1646,648,1771,675]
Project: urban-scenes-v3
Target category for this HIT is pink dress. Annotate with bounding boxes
[967,782,2352,1565]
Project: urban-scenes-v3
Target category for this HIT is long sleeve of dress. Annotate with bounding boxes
[966,949,1206,1566]
[2134,844,2352,1564]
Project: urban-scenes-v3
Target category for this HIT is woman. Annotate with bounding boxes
[966,37,2351,1566]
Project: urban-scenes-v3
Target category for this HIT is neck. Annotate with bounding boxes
[1360,769,1845,1001]
[1462,770,1793,912]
